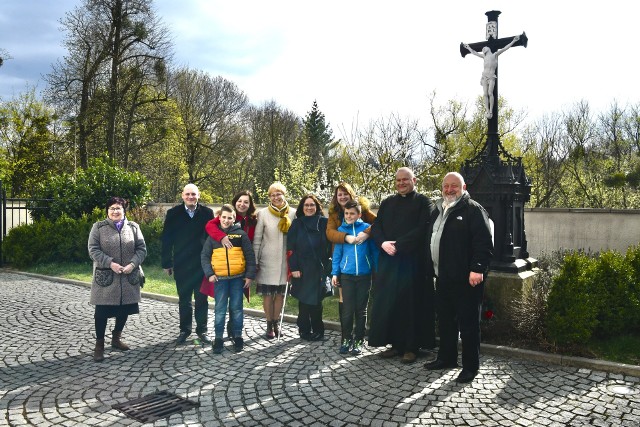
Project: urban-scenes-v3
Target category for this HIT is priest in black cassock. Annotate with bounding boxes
[368,167,435,364]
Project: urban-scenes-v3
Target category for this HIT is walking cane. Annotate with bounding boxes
[277,280,289,343]
[277,250,293,343]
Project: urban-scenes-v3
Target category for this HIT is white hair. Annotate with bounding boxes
[443,172,465,186]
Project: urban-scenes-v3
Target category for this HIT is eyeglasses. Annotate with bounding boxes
[269,193,284,198]
[108,207,123,212]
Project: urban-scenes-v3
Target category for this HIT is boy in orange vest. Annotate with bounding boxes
[201,204,256,354]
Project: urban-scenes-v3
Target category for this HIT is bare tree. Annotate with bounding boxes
[520,113,568,207]
[45,0,172,166]
[339,113,430,202]
[169,68,248,185]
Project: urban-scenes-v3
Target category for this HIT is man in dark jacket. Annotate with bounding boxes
[162,183,214,344]
[424,172,493,383]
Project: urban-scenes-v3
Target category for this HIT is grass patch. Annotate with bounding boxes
[589,335,640,366]
[22,262,341,322]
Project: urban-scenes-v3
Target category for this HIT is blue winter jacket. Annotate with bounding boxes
[331,219,378,276]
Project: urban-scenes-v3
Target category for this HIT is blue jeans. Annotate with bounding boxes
[214,277,244,339]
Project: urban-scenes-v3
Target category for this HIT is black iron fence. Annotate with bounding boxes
[0,180,51,266]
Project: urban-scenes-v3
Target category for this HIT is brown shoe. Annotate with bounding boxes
[401,352,417,364]
[93,339,105,362]
[380,348,400,359]
[111,331,130,351]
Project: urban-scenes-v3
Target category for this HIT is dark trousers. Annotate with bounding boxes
[435,280,482,372]
[297,301,324,335]
[176,273,209,335]
[340,274,372,341]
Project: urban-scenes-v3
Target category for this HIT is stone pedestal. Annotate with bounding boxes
[484,268,539,319]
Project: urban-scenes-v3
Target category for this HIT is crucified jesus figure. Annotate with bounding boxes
[463,34,519,119]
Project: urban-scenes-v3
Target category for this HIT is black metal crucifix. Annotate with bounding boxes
[460,10,527,157]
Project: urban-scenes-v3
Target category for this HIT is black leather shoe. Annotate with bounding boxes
[309,332,325,341]
[197,333,212,344]
[175,331,190,344]
[300,332,313,341]
[424,359,458,370]
[455,369,477,383]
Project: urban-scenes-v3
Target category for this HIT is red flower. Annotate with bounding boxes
[483,310,494,320]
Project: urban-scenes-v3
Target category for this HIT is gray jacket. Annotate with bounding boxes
[88,218,147,306]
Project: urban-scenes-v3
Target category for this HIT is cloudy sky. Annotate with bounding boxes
[1,0,639,136]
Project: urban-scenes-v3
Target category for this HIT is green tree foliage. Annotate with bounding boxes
[30,157,151,221]
[0,90,60,196]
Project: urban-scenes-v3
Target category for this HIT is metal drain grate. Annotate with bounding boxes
[112,390,199,423]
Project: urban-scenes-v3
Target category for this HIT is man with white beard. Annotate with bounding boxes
[424,172,493,384]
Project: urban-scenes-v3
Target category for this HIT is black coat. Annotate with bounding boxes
[287,215,330,306]
[426,192,493,295]
[368,190,436,350]
[161,203,214,283]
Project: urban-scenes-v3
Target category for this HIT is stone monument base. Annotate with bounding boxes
[484,268,539,319]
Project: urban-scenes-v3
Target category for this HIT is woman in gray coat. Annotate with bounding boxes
[88,197,147,362]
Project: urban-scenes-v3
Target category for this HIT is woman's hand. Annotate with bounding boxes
[355,232,369,244]
[209,275,217,283]
[122,263,135,274]
[291,271,301,278]
[221,236,233,249]
[110,262,124,274]
[331,275,339,287]
[243,278,251,288]
[345,235,357,244]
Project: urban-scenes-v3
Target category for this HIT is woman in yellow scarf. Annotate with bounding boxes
[253,182,296,339]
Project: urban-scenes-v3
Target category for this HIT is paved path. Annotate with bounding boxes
[1,271,639,426]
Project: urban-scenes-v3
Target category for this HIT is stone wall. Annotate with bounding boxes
[524,208,640,256]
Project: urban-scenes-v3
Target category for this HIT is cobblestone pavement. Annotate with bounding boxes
[1,271,640,426]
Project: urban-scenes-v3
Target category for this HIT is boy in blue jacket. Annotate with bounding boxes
[331,200,377,355]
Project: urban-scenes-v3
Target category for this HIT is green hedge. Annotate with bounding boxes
[29,157,151,221]
[3,210,164,268]
[547,247,640,346]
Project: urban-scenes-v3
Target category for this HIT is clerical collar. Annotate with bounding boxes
[398,190,416,198]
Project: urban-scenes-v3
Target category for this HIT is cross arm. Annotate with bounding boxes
[460,32,528,57]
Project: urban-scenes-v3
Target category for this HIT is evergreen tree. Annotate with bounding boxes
[302,101,339,190]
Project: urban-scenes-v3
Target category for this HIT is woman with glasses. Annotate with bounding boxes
[253,182,296,339]
[287,194,330,341]
[88,197,147,362]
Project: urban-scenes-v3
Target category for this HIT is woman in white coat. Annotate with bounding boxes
[253,182,297,339]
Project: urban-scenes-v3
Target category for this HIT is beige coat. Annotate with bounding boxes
[253,207,296,285]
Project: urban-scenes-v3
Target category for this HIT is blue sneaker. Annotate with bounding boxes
[339,339,351,354]
[351,340,363,355]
